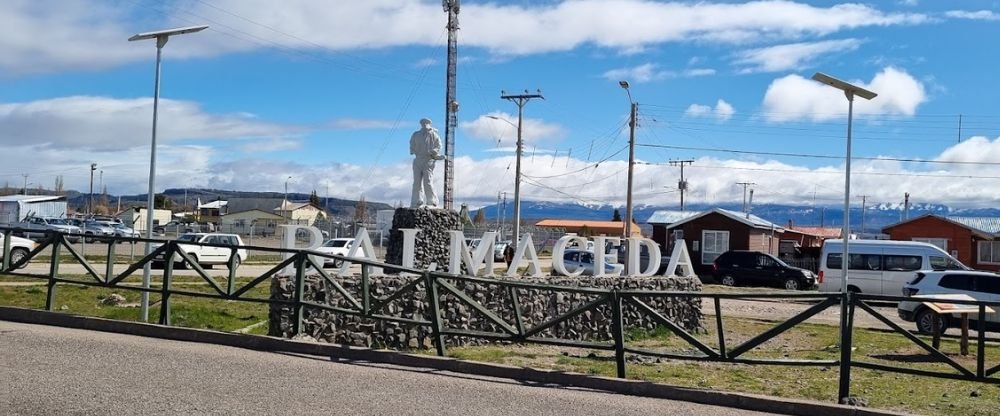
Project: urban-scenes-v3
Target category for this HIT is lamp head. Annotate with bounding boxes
[619,80,630,90]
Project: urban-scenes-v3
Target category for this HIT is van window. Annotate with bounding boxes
[757,254,777,268]
[825,253,881,270]
[930,256,967,271]
[884,255,921,271]
[976,276,1000,295]
[939,274,975,291]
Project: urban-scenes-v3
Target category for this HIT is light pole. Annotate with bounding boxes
[89,163,97,216]
[284,176,292,219]
[619,80,637,274]
[811,71,876,403]
[129,24,208,323]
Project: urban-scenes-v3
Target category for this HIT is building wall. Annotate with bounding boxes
[221,210,285,236]
[668,212,753,274]
[884,216,985,269]
[290,205,325,225]
[748,229,780,255]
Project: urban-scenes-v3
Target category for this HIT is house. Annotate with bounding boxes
[646,210,700,251]
[661,208,785,274]
[534,219,641,237]
[116,207,172,232]
[275,201,327,226]
[197,200,229,224]
[0,195,67,224]
[882,214,1000,271]
[220,209,286,237]
[779,223,842,255]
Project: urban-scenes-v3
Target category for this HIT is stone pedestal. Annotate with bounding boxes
[384,207,462,272]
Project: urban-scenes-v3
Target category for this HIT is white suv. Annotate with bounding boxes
[898,270,1000,334]
[151,233,247,270]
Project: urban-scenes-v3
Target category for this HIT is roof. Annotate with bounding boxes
[664,208,784,231]
[198,200,228,209]
[0,195,65,203]
[882,213,1000,238]
[646,210,699,225]
[275,201,318,211]
[534,219,641,235]
[223,208,285,220]
[787,226,842,238]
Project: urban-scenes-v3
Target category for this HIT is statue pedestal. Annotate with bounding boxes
[385,207,462,272]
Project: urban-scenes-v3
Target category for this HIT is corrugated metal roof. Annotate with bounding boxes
[646,210,699,224]
[717,208,781,229]
[198,200,228,209]
[0,195,64,203]
[948,216,1000,235]
[535,219,641,235]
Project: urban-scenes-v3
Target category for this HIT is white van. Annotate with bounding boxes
[818,239,969,296]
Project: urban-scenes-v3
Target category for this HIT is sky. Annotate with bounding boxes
[3,0,1000,210]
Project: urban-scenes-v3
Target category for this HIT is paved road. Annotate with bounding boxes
[0,321,778,416]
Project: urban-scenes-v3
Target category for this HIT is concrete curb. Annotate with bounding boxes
[0,306,913,416]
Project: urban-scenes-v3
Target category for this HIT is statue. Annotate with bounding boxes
[410,118,445,208]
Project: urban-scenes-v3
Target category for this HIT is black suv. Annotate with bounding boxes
[712,250,816,290]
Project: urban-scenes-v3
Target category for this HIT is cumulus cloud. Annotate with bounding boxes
[685,100,735,121]
[1,1,930,75]
[329,118,397,130]
[945,10,1000,21]
[733,39,864,73]
[460,112,566,147]
[603,63,715,83]
[0,96,300,151]
[761,67,927,122]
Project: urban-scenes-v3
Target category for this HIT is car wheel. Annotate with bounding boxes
[783,278,801,291]
[229,255,242,271]
[183,254,198,270]
[720,275,736,286]
[915,308,947,335]
[84,233,94,243]
[9,248,29,269]
[332,259,344,268]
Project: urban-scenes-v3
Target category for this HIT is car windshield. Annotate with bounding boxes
[177,234,200,242]
[47,219,68,225]
[324,240,349,248]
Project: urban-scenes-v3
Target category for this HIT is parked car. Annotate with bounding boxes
[712,250,816,290]
[0,233,36,269]
[494,241,512,262]
[95,220,140,239]
[311,238,367,267]
[151,233,246,270]
[819,240,969,295]
[553,248,622,276]
[898,270,1000,334]
[13,217,83,241]
[154,220,198,235]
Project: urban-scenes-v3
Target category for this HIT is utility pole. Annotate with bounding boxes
[904,192,910,220]
[442,0,460,211]
[737,182,756,213]
[495,192,501,232]
[21,174,28,196]
[958,114,963,143]
[747,189,755,218]
[500,191,507,240]
[501,90,544,251]
[860,195,868,239]
[670,160,694,211]
[89,164,97,216]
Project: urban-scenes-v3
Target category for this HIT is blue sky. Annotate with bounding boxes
[3,0,1000,209]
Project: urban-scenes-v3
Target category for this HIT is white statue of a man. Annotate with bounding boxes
[410,118,445,208]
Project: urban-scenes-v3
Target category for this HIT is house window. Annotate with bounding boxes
[977,241,1000,265]
[701,230,729,264]
[913,237,948,251]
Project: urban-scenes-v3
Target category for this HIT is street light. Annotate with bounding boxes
[129,24,208,323]
[499,90,544,256]
[619,80,638,274]
[810,71,876,403]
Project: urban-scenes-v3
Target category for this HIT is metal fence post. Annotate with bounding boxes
[45,233,62,311]
[292,253,306,336]
[361,261,370,316]
[2,229,11,271]
[424,271,446,357]
[611,290,626,378]
[159,244,175,326]
[714,297,727,359]
[837,291,855,402]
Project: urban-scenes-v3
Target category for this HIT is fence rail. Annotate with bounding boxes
[1,227,999,404]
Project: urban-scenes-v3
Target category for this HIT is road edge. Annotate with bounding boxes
[0,306,912,416]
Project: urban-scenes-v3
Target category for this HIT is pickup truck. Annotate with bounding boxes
[151,233,247,270]
[0,233,37,269]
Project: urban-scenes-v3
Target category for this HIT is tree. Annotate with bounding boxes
[579,225,593,237]
[54,176,64,194]
[473,209,486,225]
[612,208,622,222]
[309,190,321,206]
[154,194,173,210]
[354,195,368,224]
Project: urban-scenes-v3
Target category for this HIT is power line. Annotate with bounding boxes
[636,143,1000,166]
[637,162,1000,180]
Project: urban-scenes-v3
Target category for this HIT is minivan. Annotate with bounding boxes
[818,239,969,296]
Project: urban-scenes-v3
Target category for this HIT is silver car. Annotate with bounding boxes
[555,249,623,276]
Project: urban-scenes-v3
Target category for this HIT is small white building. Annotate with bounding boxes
[275,201,326,226]
[0,195,68,224]
[116,207,172,232]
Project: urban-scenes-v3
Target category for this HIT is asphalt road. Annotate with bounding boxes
[0,321,778,416]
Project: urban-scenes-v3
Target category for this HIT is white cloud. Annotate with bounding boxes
[945,10,1000,21]
[460,112,566,146]
[603,63,715,83]
[734,39,863,73]
[761,67,927,122]
[329,118,397,130]
[0,1,930,75]
[684,99,735,121]
[412,58,438,68]
[0,96,299,151]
